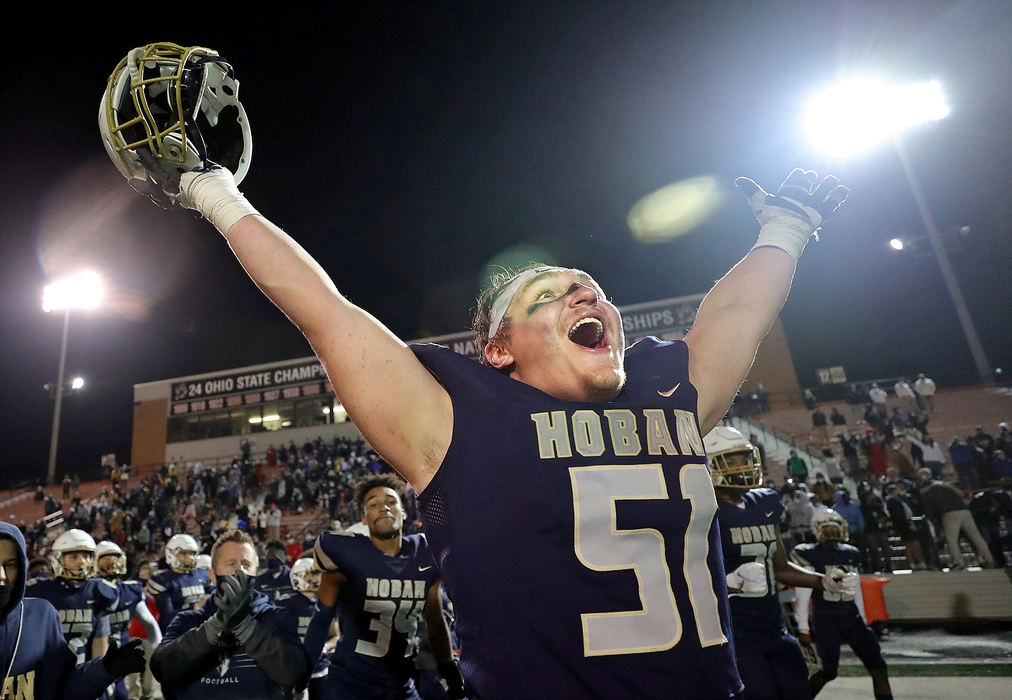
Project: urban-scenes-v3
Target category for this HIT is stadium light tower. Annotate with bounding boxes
[805,79,994,386]
[42,271,104,485]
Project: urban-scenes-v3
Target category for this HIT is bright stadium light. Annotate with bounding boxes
[805,79,949,157]
[889,238,905,251]
[42,270,104,485]
[70,376,85,390]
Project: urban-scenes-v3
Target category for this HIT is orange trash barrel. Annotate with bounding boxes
[860,575,891,624]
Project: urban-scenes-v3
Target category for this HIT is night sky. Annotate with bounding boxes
[2,1,1010,484]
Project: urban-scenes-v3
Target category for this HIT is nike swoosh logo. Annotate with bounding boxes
[657,382,680,398]
[419,566,432,572]
[765,512,775,518]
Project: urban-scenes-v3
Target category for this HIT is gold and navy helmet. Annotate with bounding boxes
[705,426,762,490]
[50,529,97,580]
[99,42,252,206]
[96,540,128,578]
[811,509,850,544]
[290,557,320,593]
[165,533,200,573]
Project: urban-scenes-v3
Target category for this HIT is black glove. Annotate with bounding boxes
[438,659,466,700]
[103,638,147,678]
[215,571,254,628]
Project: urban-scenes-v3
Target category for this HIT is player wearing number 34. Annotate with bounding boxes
[100,41,850,700]
[708,427,858,700]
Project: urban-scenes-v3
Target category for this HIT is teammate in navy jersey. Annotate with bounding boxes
[95,541,163,700]
[138,113,847,698]
[791,511,893,699]
[1,522,146,700]
[150,529,308,699]
[26,529,119,666]
[276,557,329,698]
[254,541,294,602]
[309,475,463,700]
[708,427,859,700]
[147,534,214,632]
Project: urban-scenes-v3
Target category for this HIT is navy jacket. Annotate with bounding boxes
[0,521,116,699]
[150,586,308,699]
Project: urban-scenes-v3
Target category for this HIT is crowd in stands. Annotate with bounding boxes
[750,376,1012,575]
[21,437,420,575]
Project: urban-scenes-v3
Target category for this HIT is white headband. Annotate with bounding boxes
[486,266,560,341]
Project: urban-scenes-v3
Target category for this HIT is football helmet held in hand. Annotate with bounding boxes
[290,557,321,593]
[100,42,252,207]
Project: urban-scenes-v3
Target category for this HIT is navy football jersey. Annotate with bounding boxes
[717,488,787,636]
[253,565,294,602]
[313,532,440,688]
[276,591,328,678]
[789,543,862,615]
[146,567,213,631]
[25,576,119,664]
[412,338,740,699]
[103,579,146,645]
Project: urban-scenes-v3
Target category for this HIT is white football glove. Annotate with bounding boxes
[726,562,768,597]
[736,169,850,260]
[822,567,859,596]
[180,167,260,236]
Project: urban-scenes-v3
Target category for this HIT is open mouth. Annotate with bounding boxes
[568,317,606,349]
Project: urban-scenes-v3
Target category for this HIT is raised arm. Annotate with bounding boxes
[686,169,848,433]
[180,170,452,492]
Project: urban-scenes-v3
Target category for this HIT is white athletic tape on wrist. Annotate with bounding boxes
[180,169,260,235]
[751,215,815,260]
[486,266,560,340]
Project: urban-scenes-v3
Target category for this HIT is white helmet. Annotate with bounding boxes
[811,509,849,544]
[50,529,97,580]
[196,554,212,571]
[95,540,127,578]
[704,426,762,490]
[290,557,320,593]
[99,42,252,207]
[165,533,201,573]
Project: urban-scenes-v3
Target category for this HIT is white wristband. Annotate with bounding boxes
[750,215,815,260]
[180,169,260,236]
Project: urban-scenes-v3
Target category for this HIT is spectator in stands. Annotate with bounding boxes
[948,437,978,489]
[886,437,917,479]
[803,388,818,410]
[787,489,815,544]
[995,450,1012,479]
[906,433,945,479]
[913,373,936,411]
[756,382,770,413]
[970,487,1009,568]
[267,503,282,541]
[811,407,829,445]
[918,472,994,570]
[822,448,844,485]
[839,434,860,480]
[833,490,865,562]
[859,486,892,573]
[787,450,809,484]
[748,434,767,476]
[62,474,72,500]
[969,425,996,484]
[997,422,1011,460]
[845,384,865,420]
[885,483,927,570]
[829,406,847,429]
[893,377,917,412]
[812,473,835,506]
[868,383,888,418]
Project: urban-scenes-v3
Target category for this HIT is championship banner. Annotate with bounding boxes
[170,360,333,416]
[413,293,705,362]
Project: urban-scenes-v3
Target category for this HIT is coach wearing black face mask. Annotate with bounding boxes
[150,530,308,700]
[252,540,293,602]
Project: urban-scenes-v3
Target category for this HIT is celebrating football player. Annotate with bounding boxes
[792,511,893,699]
[308,475,462,699]
[709,427,859,700]
[101,42,848,698]
[146,533,214,632]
